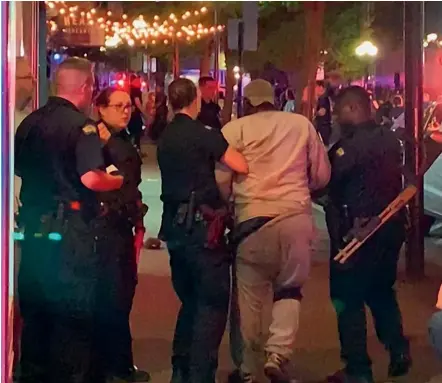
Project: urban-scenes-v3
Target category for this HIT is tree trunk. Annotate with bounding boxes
[199,38,214,76]
[221,32,235,125]
[295,2,325,119]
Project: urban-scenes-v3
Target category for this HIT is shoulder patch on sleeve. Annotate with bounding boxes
[204,125,213,130]
[336,147,345,157]
[82,124,97,135]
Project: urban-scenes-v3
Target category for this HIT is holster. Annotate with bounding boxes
[18,201,67,237]
[324,203,354,250]
[173,191,197,233]
[199,204,232,250]
[99,201,148,227]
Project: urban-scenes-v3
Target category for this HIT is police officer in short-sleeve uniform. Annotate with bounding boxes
[157,78,248,383]
[15,58,123,383]
[93,118,150,381]
[323,87,411,383]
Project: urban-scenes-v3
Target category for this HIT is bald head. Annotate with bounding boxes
[54,57,93,94]
[335,86,372,126]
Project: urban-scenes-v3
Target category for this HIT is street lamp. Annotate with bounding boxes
[355,40,378,57]
[355,41,378,88]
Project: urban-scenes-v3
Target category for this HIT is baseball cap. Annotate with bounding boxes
[244,79,274,107]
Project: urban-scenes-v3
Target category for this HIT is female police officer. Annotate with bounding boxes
[94,88,151,382]
[157,78,248,383]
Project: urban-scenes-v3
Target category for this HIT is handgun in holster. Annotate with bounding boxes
[28,202,66,240]
[339,205,353,244]
[44,202,66,234]
[173,191,196,233]
[185,191,196,232]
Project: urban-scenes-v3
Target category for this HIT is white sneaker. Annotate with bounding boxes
[264,352,289,381]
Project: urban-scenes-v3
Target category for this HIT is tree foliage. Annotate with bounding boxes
[323,2,372,79]
[120,1,372,79]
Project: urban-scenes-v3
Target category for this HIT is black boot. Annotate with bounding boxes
[170,356,189,383]
[388,353,412,380]
[113,366,150,382]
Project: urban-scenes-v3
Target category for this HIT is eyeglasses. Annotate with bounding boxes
[108,103,132,112]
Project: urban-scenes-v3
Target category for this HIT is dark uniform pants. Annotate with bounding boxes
[167,223,231,383]
[95,218,137,378]
[18,214,106,383]
[316,123,331,147]
[329,220,409,378]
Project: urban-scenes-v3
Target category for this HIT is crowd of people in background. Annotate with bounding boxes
[12,52,442,383]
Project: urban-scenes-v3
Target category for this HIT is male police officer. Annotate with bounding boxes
[325,86,411,383]
[216,79,331,383]
[197,76,222,130]
[157,78,248,383]
[15,57,123,383]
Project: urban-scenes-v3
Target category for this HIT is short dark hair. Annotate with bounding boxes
[95,87,122,107]
[336,86,371,115]
[198,76,215,87]
[168,78,197,111]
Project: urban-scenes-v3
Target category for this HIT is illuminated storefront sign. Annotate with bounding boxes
[58,13,105,46]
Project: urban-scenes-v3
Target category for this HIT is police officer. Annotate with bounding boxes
[315,80,333,146]
[94,87,150,383]
[324,86,411,383]
[197,76,222,130]
[157,78,248,383]
[15,57,123,383]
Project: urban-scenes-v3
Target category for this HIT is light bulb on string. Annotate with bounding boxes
[47,2,225,50]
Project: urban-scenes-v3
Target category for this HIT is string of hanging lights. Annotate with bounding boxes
[45,1,225,49]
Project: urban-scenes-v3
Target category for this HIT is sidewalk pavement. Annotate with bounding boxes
[133,143,442,383]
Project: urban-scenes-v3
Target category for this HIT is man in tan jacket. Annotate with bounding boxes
[216,79,331,383]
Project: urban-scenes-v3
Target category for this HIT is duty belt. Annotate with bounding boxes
[174,198,232,249]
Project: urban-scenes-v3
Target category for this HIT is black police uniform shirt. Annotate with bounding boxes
[99,124,142,212]
[15,96,105,215]
[315,96,332,131]
[328,120,403,218]
[128,87,144,135]
[198,99,222,131]
[157,113,229,213]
